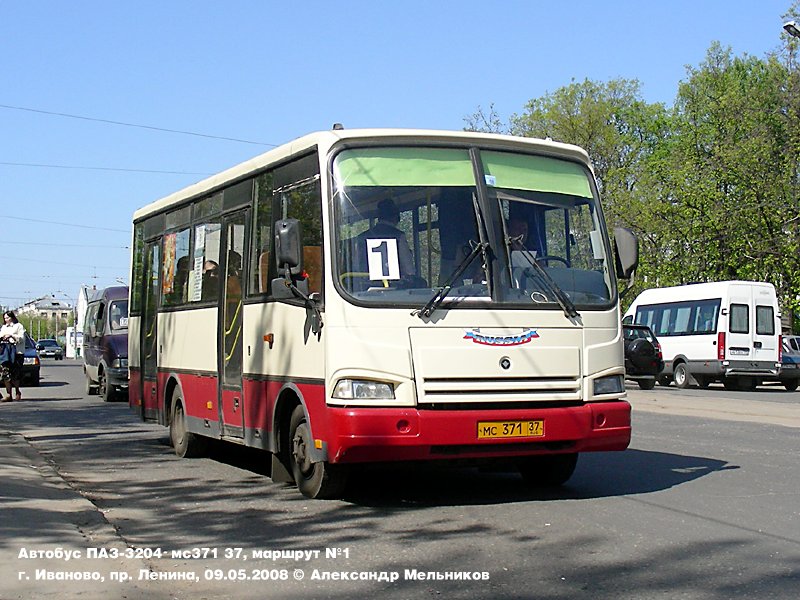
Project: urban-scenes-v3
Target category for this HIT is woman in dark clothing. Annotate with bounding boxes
[0,311,26,402]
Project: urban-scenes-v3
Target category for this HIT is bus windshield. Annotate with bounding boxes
[332,146,613,309]
[109,300,129,331]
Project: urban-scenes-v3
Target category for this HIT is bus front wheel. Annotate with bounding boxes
[289,405,348,499]
[517,453,578,487]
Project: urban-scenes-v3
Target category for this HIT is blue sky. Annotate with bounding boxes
[0,0,793,309]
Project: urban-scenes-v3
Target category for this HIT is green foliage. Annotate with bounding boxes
[466,34,800,325]
[19,312,74,340]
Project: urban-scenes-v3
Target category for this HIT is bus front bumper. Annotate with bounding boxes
[323,401,631,464]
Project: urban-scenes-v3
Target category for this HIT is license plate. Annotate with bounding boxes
[477,420,544,439]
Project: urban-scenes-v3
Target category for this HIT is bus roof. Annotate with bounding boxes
[629,280,777,304]
[132,128,594,222]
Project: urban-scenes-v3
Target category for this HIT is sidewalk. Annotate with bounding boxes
[627,389,800,428]
[0,429,158,599]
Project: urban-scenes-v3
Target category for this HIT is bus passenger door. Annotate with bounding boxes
[217,210,247,438]
[140,240,160,421]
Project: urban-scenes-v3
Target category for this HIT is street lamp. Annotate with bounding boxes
[784,20,800,38]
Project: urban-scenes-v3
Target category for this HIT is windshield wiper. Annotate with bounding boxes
[413,241,488,319]
[512,244,579,319]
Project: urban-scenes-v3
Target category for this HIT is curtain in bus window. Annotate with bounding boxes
[756,305,775,335]
[730,304,749,334]
[692,300,720,333]
[674,306,692,335]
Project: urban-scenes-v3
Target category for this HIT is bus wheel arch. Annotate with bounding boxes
[169,382,207,458]
[288,404,348,499]
[273,388,347,499]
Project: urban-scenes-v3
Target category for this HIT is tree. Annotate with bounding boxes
[463,103,508,134]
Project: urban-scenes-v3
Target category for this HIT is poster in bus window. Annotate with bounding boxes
[366,238,400,281]
[189,226,207,302]
[163,233,177,294]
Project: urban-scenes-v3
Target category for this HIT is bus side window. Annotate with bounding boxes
[274,156,322,297]
[250,171,273,296]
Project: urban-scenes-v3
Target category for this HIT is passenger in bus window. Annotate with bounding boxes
[202,260,220,300]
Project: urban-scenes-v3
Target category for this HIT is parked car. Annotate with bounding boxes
[36,338,64,360]
[775,338,800,392]
[623,324,664,390]
[21,334,41,386]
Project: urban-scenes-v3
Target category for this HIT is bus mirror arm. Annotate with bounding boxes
[271,269,323,335]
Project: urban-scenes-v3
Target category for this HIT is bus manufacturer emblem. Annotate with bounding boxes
[463,329,539,346]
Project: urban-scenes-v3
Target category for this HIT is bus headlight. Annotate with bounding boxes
[333,379,395,399]
[593,375,624,396]
[111,358,128,369]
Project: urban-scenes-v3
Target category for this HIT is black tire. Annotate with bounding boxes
[517,453,579,487]
[637,379,656,390]
[99,371,115,402]
[673,363,691,389]
[627,338,657,370]
[289,405,348,499]
[658,375,672,387]
[170,393,207,458]
[784,380,799,392]
[31,375,40,387]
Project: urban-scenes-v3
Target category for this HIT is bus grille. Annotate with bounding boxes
[416,376,581,405]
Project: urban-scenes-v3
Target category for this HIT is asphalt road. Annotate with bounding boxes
[1,359,799,599]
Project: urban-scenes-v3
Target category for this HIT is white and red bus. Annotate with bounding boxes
[129,128,638,498]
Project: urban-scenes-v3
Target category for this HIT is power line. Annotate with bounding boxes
[0,241,128,249]
[0,103,277,147]
[13,256,120,269]
[9,215,129,233]
[0,161,212,176]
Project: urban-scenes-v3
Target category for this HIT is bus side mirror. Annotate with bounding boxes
[614,227,638,279]
[271,218,310,300]
[274,218,304,276]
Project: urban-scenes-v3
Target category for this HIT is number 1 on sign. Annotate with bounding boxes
[366,238,400,280]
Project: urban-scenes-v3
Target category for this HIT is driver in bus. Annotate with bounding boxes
[357,198,416,279]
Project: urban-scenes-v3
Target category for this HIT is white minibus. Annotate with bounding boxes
[623,281,781,390]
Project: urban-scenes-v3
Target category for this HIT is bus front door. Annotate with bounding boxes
[217,210,247,438]
[141,240,160,421]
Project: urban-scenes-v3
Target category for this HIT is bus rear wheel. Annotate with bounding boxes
[289,405,348,499]
[517,453,578,487]
[673,363,691,389]
[170,393,207,458]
